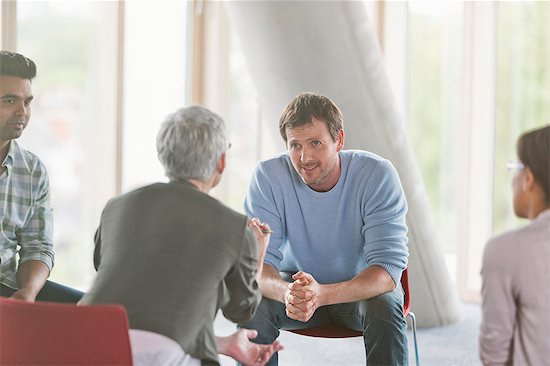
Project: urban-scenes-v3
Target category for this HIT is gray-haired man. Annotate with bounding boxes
[82,106,282,366]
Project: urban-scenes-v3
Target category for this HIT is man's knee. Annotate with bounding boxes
[239,297,284,343]
[240,296,281,326]
[0,284,16,297]
[37,281,84,303]
[365,289,406,329]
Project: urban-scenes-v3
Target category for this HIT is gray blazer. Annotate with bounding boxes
[81,180,261,366]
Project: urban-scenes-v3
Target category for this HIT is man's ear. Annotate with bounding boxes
[523,167,536,192]
[217,152,226,175]
[336,129,345,151]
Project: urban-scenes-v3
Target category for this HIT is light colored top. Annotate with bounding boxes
[244,149,408,285]
[129,329,200,366]
[480,209,550,366]
[0,140,54,289]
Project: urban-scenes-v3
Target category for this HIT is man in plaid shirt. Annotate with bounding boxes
[0,50,82,302]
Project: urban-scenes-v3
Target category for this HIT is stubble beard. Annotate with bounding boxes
[299,158,337,189]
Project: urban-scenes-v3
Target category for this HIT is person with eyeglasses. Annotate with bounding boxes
[81,106,282,366]
[0,50,83,303]
[480,124,550,365]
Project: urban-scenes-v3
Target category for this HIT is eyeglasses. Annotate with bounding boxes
[506,161,525,171]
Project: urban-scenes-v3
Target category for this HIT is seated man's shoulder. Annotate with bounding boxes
[253,153,294,184]
[104,183,248,231]
[344,149,393,172]
[259,152,291,170]
[11,142,46,172]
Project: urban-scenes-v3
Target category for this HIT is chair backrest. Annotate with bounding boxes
[289,267,412,338]
[401,266,411,317]
[0,297,133,365]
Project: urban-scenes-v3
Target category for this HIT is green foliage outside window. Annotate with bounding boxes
[492,2,550,234]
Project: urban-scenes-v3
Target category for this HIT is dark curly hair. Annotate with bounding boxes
[0,50,36,79]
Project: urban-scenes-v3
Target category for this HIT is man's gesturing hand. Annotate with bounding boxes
[217,329,283,366]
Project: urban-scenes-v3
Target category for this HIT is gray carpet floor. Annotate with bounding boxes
[214,302,481,365]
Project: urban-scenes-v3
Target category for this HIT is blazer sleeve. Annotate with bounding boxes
[221,227,261,323]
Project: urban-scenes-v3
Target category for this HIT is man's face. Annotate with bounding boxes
[286,117,344,192]
[0,76,33,145]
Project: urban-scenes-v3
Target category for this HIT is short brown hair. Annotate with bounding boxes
[517,124,550,203]
[278,92,343,143]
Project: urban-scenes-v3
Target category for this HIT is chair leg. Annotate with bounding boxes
[407,312,419,366]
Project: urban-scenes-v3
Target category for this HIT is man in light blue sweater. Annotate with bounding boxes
[240,92,409,365]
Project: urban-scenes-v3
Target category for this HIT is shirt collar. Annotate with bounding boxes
[535,208,550,223]
[1,140,18,169]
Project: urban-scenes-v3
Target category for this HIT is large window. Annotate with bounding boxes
[492,2,550,234]
[121,1,188,192]
[10,1,191,291]
[385,1,549,300]
[407,2,463,281]
[16,2,119,290]
[5,0,548,300]
[201,2,279,212]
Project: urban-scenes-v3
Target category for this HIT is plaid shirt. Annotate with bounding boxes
[0,140,54,289]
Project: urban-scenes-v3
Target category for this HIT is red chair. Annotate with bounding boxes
[0,297,133,365]
[289,267,419,365]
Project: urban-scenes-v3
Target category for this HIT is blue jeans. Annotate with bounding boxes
[1,281,83,303]
[238,286,408,365]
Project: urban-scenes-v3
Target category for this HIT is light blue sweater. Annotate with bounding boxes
[244,150,408,285]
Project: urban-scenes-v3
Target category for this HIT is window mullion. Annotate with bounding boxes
[456,1,497,302]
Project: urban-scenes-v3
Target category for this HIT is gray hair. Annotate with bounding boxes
[157,106,227,182]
